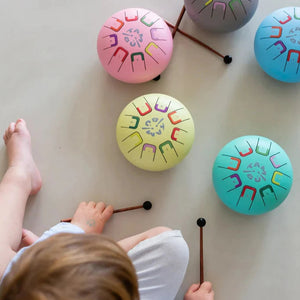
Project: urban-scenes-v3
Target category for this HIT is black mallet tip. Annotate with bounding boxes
[143,201,152,210]
[223,55,232,64]
[153,75,161,81]
[197,218,206,227]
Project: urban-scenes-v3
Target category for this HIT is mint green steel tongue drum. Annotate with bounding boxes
[212,136,293,215]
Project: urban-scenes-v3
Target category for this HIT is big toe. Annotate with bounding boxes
[15,119,28,132]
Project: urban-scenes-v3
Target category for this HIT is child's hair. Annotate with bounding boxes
[0,233,139,300]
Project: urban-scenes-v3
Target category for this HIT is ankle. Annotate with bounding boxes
[6,166,32,194]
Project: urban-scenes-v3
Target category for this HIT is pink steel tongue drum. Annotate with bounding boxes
[97,8,173,84]
[97,6,236,83]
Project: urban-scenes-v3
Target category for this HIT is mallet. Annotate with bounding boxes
[61,201,152,223]
[167,21,232,64]
[167,5,232,64]
[113,201,152,213]
[197,217,206,284]
[172,5,186,38]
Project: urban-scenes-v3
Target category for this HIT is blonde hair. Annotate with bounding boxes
[0,233,139,300]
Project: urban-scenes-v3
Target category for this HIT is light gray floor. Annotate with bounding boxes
[1,1,300,299]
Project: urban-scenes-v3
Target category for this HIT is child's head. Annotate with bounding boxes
[0,233,139,300]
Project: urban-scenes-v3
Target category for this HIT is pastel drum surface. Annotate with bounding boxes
[184,0,258,32]
[97,8,173,83]
[212,136,293,215]
[255,7,300,83]
[116,94,195,171]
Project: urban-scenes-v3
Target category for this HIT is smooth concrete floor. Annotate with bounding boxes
[1,1,300,299]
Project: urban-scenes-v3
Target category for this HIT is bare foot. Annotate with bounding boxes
[3,119,42,195]
[71,201,114,233]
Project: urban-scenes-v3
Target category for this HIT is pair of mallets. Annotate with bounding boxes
[168,5,232,64]
[61,201,206,285]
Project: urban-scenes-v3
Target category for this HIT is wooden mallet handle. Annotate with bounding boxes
[172,5,186,38]
[60,201,152,223]
[166,20,232,64]
[197,218,206,284]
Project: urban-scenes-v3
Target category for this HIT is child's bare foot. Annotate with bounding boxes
[71,201,114,233]
[3,119,42,195]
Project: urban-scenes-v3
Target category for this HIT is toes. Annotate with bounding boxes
[4,123,16,141]
[3,119,29,144]
[8,122,16,135]
[16,118,26,125]
[4,129,8,140]
[15,119,27,131]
